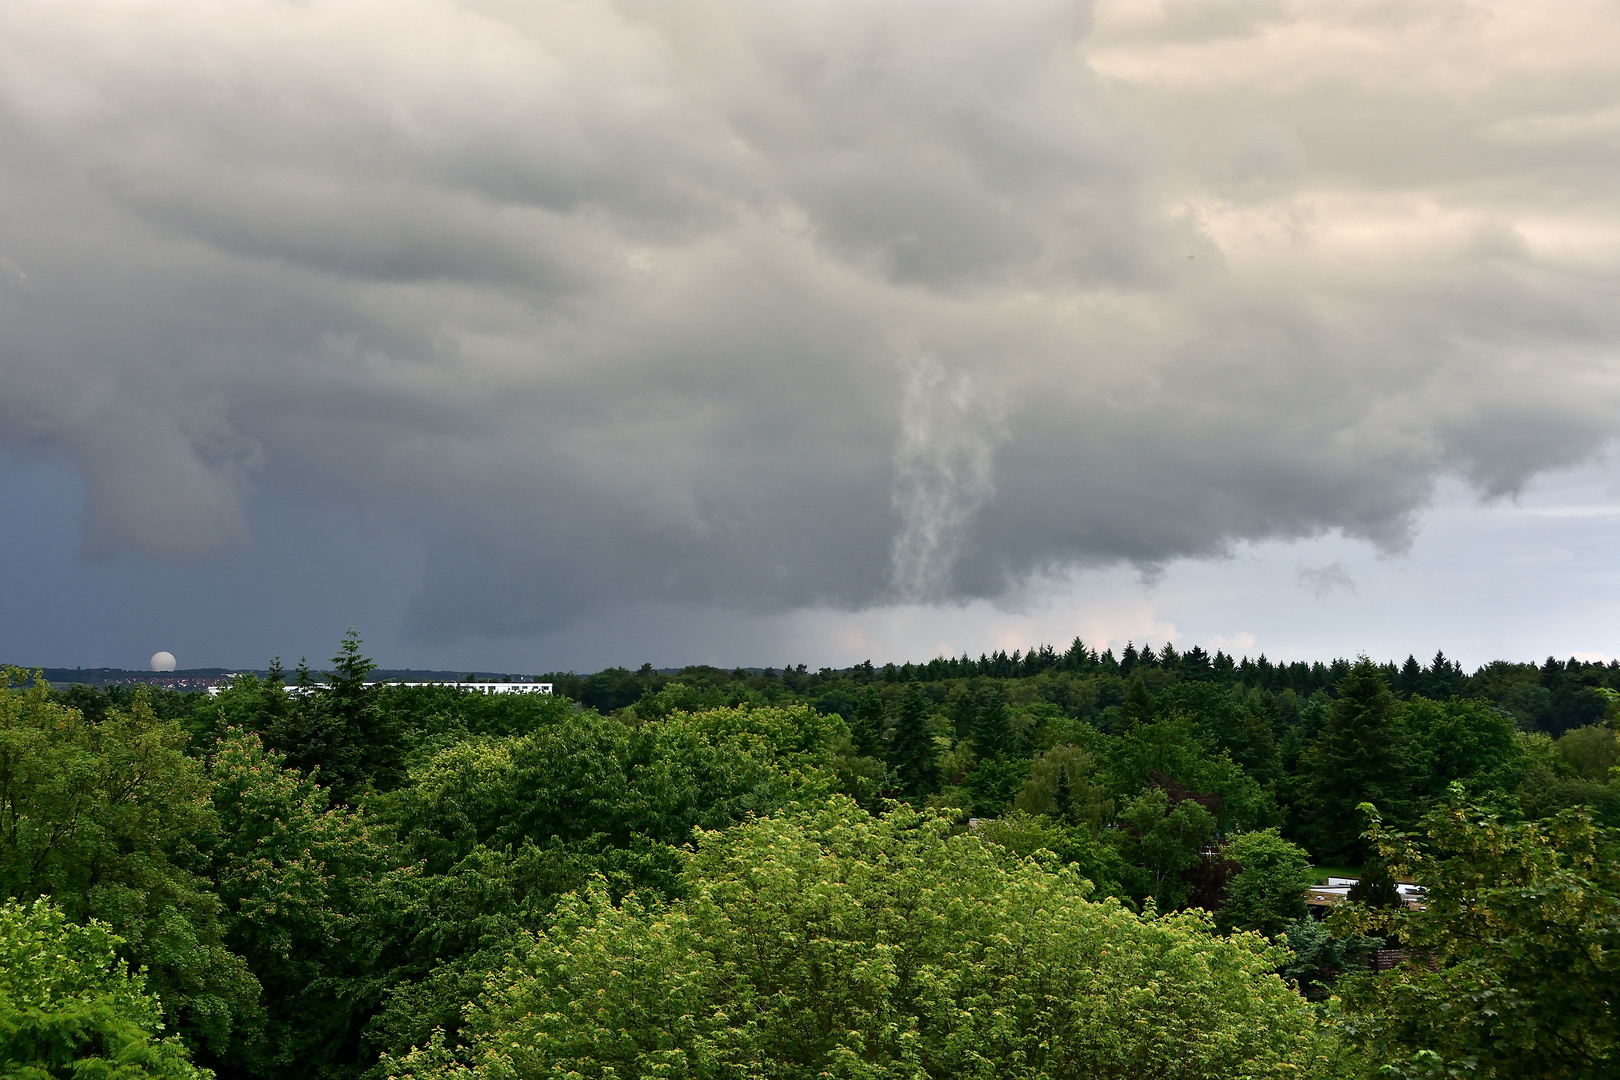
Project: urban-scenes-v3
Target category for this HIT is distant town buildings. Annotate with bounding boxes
[206,679,553,697]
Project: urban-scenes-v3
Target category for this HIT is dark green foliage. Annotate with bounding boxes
[13,634,1620,1080]
[1344,858,1401,908]
[1302,658,1413,862]
[969,683,1012,758]
[1276,915,1383,997]
[886,683,941,797]
[1055,762,1074,822]
[202,728,394,1078]
[850,685,885,758]
[1112,785,1218,910]
[576,667,644,712]
[1404,695,1525,798]
[0,669,259,1058]
[261,633,403,805]
[962,752,1031,817]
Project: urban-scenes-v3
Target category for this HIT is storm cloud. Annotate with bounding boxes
[3,0,1618,646]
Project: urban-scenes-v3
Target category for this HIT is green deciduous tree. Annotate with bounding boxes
[1113,786,1218,911]
[386,801,1332,1080]
[203,728,396,1079]
[0,668,259,1058]
[1334,793,1620,1078]
[1403,695,1526,800]
[0,898,207,1080]
[1217,829,1314,938]
[1555,724,1620,783]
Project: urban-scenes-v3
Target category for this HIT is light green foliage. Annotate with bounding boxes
[1555,724,1620,782]
[1112,787,1218,911]
[972,811,1129,901]
[1217,830,1314,938]
[355,705,850,1063]
[388,801,1332,1080]
[385,704,844,868]
[1013,746,1111,831]
[1333,794,1620,1078]
[0,898,207,1080]
[621,682,730,722]
[0,669,258,1057]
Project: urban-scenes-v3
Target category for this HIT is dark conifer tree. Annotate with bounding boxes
[851,685,885,758]
[266,631,401,804]
[1302,657,1413,861]
[888,682,941,797]
[1398,654,1423,699]
[1054,762,1074,824]
[1121,676,1155,728]
[970,684,1012,759]
[951,683,980,742]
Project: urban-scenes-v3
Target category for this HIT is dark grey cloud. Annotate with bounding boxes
[2,0,1619,647]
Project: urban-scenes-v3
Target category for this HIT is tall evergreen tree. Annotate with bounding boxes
[970,684,1012,759]
[1054,763,1074,824]
[265,631,401,804]
[888,682,941,798]
[950,683,980,742]
[1302,657,1412,861]
[1121,675,1156,728]
[1397,655,1423,699]
[851,686,885,759]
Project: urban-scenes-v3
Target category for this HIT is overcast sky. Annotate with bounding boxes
[4,0,1620,674]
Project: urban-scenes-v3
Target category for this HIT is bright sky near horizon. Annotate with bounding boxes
[4,1,1620,673]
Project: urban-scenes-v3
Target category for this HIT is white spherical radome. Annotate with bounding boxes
[150,651,177,672]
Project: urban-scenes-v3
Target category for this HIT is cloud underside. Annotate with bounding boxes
[1,0,1618,640]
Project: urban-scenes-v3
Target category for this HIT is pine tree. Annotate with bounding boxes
[951,684,980,741]
[888,682,941,797]
[1121,676,1155,728]
[851,686,885,758]
[1054,763,1074,824]
[266,632,400,804]
[971,684,1011,759]
[1397,654,1423,699]
[1303,657,1413,862]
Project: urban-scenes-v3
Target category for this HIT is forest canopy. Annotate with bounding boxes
[3,634,1618,1079]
